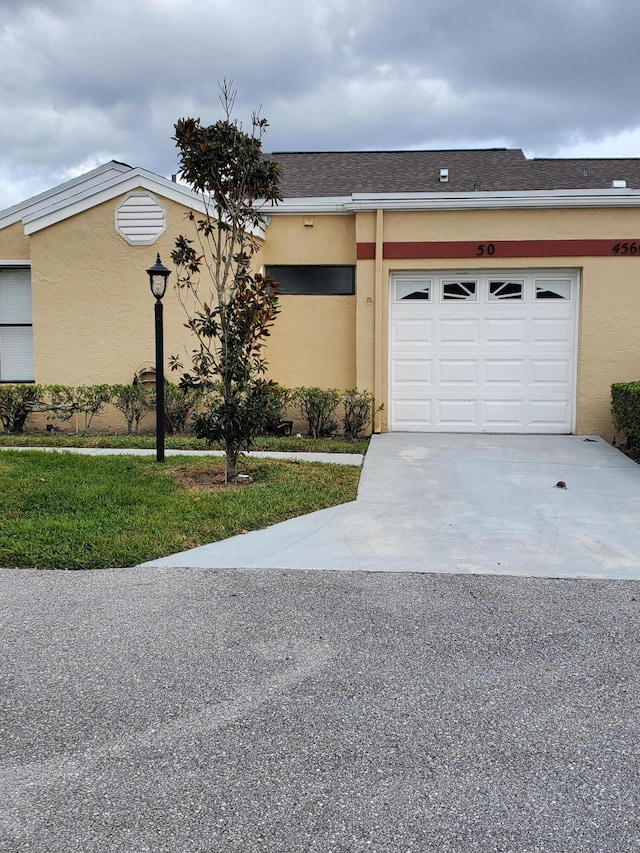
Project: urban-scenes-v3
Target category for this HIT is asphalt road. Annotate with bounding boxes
[1,566,639,852]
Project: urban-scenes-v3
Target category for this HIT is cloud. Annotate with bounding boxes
[1,0,640,207]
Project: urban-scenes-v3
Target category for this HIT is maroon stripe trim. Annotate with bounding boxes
[356,239,640,260]
[357,242,376,260]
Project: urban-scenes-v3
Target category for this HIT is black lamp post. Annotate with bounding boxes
[146,254,171,462]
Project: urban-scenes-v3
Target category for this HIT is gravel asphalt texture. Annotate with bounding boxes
[1,566,639,852]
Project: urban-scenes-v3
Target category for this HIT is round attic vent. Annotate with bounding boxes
[115,192,166,246]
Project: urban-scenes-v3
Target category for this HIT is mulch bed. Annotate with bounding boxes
[168,463,252,491]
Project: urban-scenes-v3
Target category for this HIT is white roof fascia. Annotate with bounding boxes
[22,168,266,239]
[0,161,131,230]
[263,188,640,215]
[346,189,640,210]
[258,197,352,215]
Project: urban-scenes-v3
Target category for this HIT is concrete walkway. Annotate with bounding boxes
[0,445,363,466]
[142,433,640,580]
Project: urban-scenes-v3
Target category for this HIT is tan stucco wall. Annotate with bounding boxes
[0,220,31,259]
[381,207,640,241]
[259,214,357,390]
[26,201,358,395]
[28,195,202,386]
[265,294,356,389]
[576,256,640,438]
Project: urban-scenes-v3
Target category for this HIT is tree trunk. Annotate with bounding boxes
[225,438,238,482]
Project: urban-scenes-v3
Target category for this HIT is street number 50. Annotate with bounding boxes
[476,243,496,256]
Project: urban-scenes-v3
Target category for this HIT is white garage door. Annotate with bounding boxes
[390,270,578,433]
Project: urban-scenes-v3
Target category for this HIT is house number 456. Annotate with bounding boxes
[612,242,639,254]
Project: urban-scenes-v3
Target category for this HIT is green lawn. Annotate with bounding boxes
[0,432,369,455]
[0,452,361,570]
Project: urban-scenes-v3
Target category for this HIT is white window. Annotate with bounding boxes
[534,278,572,300]
[442,280,477,301]
[0,267,34,381]
[488,280,524,301]
[395,279,432,301]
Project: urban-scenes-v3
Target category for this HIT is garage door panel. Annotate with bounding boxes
[484,359,525,384]
[436,399,478,426]
[438,319,480,344]
[530,359,573,385]
[390,271,577,433]
[530,318,574,343]
[393,384,433,401]
[393,400,433,427]
[394,318,433,344]
[482,399,526,427]
[437,360,479,385]
[528,400,571,428]
[393,359,432,384]
[485,318,527,344]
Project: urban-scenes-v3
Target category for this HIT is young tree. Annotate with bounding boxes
[170,82,282,479]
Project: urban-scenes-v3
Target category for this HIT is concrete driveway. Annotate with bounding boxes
[143,434,640,579]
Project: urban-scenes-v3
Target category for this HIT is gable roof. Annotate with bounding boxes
[257,149,640,214]
[19,165,211,235]
[0,160,268,238]
[269,149,525,196]
[267,148,640,198]
[268,149,640,196]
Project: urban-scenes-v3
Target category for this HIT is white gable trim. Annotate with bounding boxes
[22,169,201,234]
[0,161,132,231]
[21,168,267,239]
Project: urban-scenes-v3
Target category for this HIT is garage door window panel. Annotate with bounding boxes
[488,280,524,301]
[442,280,477,301]
[535,279,572,300]
[395,280,432,301]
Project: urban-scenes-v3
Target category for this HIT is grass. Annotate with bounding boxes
[0,452,361,570]
[0,432,369,455]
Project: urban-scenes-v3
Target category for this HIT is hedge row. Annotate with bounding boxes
[0,383,375,440]
[612,382,640,447]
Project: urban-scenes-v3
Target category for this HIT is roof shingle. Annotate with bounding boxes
[267,149,640,197]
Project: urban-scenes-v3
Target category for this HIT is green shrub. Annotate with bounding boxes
[111,384,151,434]
[342,388,374,440]
[192,384,265,452]
[151,383,202,434]
[0,384,45,433]
[249,381,292,435]
[612,382,640,447]
[47,384,112,432]
[294,387,341,438]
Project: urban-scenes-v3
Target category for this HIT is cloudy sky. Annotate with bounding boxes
[2,0,640,208]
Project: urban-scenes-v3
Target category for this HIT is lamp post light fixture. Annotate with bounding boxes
[146,254,171,462]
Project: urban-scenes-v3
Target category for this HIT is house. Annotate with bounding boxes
[2,148,640,438]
